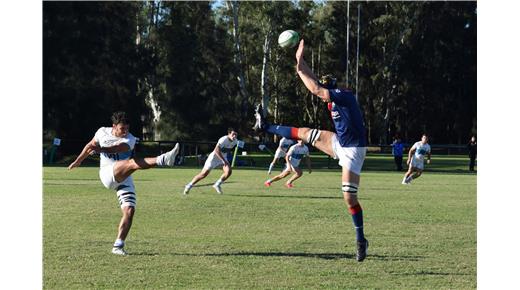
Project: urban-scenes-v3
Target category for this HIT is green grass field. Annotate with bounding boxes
[43,155,476,289]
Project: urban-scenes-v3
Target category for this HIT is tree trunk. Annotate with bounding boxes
[261,28,273,116]
[227,0,249,118]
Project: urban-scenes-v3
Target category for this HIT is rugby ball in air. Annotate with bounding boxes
[278,30,300,48]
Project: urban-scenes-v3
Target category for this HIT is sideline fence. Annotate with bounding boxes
[43,139,471,168]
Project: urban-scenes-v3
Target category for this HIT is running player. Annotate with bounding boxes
[402,134,431,184]
[267,137,295,174]
[253,39,369,262]
[68,111,180,256]
[264,140,312,188]
[183,128,238,195]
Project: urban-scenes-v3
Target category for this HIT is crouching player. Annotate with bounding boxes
[253,39,369,261]
[264,140,311,188]
[402,134,431,184]
[68,111,180,255]
[267,137,295,174]
[183,128,238,195]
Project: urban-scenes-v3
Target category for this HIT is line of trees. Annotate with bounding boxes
[43,1,476,145]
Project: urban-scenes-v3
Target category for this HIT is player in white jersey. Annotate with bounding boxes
[402,134,432,184]
[267,137,295,174]
[184,128,238,195]
[68,111,180,256]
[264,140,312,188]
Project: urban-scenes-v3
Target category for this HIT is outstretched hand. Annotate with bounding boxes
[295,39,305,62]
[68,160,81,170]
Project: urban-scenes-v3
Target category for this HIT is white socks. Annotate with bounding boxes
[113,239,124,248]
[156,154,165,166]
[268,163,274,174]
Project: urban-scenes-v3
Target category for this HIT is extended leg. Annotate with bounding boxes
[113,143,179,182]
[184,169,211,195]
[265,168,291,186]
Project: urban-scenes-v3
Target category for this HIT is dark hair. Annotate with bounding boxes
[227,127,236,134]
[319,74,337,89]
[111,111,129,125]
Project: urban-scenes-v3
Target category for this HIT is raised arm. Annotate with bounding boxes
[295,39,331,102]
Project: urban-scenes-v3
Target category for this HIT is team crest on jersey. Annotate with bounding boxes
[330,102,340,119]
[102,139,118,147]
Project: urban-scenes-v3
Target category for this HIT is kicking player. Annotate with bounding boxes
[264,140,312,188]
[267,137,295,174]
[68,111,180,256]
[183,128,238,195]
[253,39,369,262]
[402,134,431,184]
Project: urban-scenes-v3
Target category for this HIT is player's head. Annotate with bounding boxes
[111,111,129,137]
[296,139,304,145]
[421,134,429,144]
[319,74,337,90]
[227,127,237,140]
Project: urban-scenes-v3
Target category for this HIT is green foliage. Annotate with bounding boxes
[43,2,144,139]
[43,1,476,145]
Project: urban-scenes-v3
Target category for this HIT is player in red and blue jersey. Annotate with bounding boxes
[253,39,369,261]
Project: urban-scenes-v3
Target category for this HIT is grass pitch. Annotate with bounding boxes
[43,155,476,289]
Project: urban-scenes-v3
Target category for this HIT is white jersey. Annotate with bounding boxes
[287,144,309,167]
[208,135,238,161]
[94,127,136,167]
[278,137,294,152]
[411,141,431,162]
[274,137,295,159]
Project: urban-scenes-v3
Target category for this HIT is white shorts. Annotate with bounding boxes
[203,153,226,171]
[331,134,366,175]
[284,160,301,171]
[274,148,287,159]
[410,157,424,170]
[99,164,136,208]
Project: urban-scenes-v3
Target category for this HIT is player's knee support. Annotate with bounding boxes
[118,191,136,208]
[306,129,321,146]
[342,182,359,195]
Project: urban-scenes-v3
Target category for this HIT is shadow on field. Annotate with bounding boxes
[131,251,423,262]
[226,193,343,200]
[191,182,237,188]
[389,270,469,276]
[201,251,353,260]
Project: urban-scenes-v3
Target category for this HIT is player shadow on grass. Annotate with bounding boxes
[226,193,344,200]
[131,251,422,261]
[189,181,236,188]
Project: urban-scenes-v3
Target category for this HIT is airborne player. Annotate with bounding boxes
[253,39,369,262]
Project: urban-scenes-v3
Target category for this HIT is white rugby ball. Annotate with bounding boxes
[278,30,300,48]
